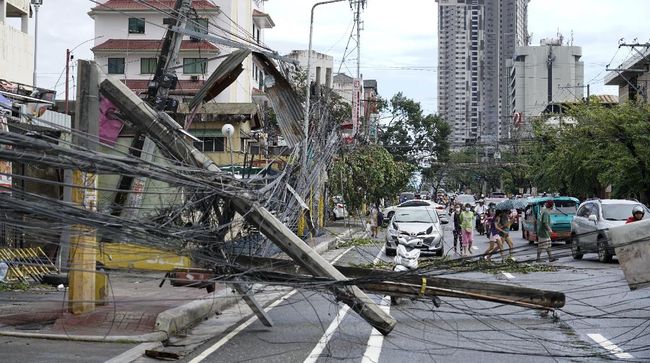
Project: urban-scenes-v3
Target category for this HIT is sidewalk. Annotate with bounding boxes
[0,221,362,343]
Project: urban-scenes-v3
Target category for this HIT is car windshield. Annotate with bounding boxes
[602,204,650,221]
[399,200,431,207]
[550,200,577,215]
[456,195,475,204]
[394,209,439,223]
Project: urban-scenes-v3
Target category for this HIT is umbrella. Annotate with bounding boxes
[496,198,530,211]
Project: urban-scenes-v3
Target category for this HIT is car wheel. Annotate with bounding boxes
[385,247,396,257]
[571,234,583,260]
[436,247,444,257]
[597,237,612,263]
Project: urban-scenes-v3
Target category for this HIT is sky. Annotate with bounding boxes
[19,0,650,115]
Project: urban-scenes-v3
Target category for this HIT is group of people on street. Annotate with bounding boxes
[451,201,517,260]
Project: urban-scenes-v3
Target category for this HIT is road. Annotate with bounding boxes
[122,221,650,363]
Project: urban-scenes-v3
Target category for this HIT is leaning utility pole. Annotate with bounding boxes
[99,76,397,335]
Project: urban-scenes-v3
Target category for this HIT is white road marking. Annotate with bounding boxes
[304,245,387,363]
[361,247,391,363]
[502,272,515,279]
[189,247,354,363]
[588,333,634,359]
[361,295,391,363]
[303,305,351,363]
[472,246,479,250]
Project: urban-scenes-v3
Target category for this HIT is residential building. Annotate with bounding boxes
[285,50,333,87]
[0,0,33,85]
[88,0,275,166]
[436,0,530,147]
[508,39,584,124]
[332,72,354,106]
[604,47,650,103]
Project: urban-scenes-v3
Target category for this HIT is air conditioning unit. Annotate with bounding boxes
[190,75,199,81]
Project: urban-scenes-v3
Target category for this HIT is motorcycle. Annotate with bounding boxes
[475,213,485,235]
[391,236,442,307]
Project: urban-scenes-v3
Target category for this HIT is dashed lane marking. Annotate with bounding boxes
[588,333,633,359]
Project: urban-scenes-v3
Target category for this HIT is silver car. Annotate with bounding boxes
[571,199,649,262]
[385,206,445,257]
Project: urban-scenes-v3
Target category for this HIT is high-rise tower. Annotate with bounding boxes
[437,0,529,147]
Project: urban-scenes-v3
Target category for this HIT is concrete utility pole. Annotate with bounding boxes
[68,60,100,314]
[100,77,396,335]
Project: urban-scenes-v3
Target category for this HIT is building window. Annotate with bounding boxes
[315,66,321,85]
[140,58,157,74]
[189,18,209,35]
[128,18,145,34]
[107,58,125,74]
[183,58,207,74]
[193,137,225,152]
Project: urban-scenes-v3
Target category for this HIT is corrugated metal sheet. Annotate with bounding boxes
[188,49,251,110]
[252,52,304,148]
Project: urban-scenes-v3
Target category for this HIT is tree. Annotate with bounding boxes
[527,102,650,202]
[378,93,452,193]
[328,144,414,212]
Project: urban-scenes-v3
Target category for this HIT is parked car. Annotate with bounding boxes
[329,196,348,220]
[570,199,649,262]
[385,206,445,257]
[522,196,579,244]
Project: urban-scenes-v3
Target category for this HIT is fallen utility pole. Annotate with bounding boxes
[99,77,396,335]
[220,256,566,310]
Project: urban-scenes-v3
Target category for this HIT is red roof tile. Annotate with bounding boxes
[123,79,206,92]
[92,39,218,52]
[92,0,218,11]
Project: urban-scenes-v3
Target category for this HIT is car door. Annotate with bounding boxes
[581,202,599,251]
[572,204,588,245]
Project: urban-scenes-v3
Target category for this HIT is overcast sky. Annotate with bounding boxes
[26,0,650,114]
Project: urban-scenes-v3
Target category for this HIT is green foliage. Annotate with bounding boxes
[0,281,30,291]
[329,144,415,211]
[527,102,650,201]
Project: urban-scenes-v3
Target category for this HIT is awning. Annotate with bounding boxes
[188,129,224,137]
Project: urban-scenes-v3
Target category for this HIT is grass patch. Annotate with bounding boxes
[419,257,558,274]
[0,281,30,292]
[337,237,378,249]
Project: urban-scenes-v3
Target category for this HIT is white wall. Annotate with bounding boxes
[0,23,33,84]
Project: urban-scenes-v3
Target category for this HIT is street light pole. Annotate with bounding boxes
[303,0,347,173]
[222,124,235,176]
[31,0,43,87]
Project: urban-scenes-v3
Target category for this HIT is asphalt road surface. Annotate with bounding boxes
[128,221,649,363]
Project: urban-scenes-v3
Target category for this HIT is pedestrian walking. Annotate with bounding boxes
[536,200,558,262]
[369,204,379,238]
[459,203,475,255]
[452,203,462,254]
[498,210,515,259]
[483,210,505,261]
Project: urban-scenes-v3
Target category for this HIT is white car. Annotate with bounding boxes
[385,206,445,257]
[330,196,348,220]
